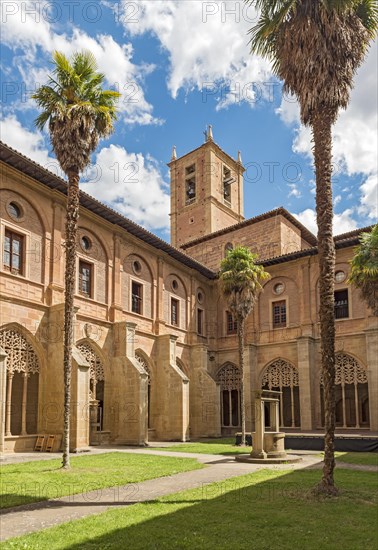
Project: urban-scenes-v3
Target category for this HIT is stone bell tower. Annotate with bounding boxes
[168,126,245,248]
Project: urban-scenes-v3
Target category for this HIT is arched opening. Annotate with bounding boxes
[216,364,241,429]
[0,328,40,436]
[77,342,105,431]
[261,359,301,429]
[320,353,369,428]
[135,353,152,429]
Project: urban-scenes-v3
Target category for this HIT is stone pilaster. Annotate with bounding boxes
[0,347,7,457]
[297,336,316,430]
[365,323,378,431]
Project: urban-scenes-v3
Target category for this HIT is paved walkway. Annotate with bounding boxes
[1,448,376,542]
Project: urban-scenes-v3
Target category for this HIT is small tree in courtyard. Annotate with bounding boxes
[33,51,120,469]
[349,225,378,316]
[219,246,270,445]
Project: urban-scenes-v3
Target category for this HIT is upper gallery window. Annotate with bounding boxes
[79,261,93,298]
[131,281,143,314]
[171,298,179,326]
[3,229,24,275]
[334,289,349,319]
[226,311,237,335]
[272,300,287,328]
[197,308,204,335]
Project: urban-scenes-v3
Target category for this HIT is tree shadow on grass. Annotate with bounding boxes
[60,465,377,550]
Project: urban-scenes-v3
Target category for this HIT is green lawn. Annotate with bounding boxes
[2,469,376,549]
[0,452,203,509]
[153,438,249,455]
[335,451,378,466]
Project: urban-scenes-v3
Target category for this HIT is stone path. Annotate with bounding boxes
[1,448,376,542]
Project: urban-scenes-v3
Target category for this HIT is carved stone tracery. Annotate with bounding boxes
[0,329,40,375]
[320,353,367,386]
[262,359,299,389]
[77,343,104,382]
[135,353,151,384]
[216,364,241,391]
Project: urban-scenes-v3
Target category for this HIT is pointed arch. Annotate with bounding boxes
[261,358,301,428]
[0,324,41,436]
[176,357,189,379]
[77,340,105,431]
[135,351,152,429]
[135,350,152,383]
[216,363,241,428]
[76,340,105,383]
[320,353,369,428]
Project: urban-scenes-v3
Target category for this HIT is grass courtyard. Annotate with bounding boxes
[153,437,249,455]
[2,467,377,549]
[0,452,203,509]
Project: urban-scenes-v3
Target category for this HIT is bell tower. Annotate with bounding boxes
[169,126,245,248]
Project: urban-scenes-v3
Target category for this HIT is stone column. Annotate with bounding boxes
[20,372,28,435]
[5,372,13,437]
[70,346,91,451]
[250,344,260,432]
[297,336,315,430]
[365,324,378,431]
[0,347,7,456]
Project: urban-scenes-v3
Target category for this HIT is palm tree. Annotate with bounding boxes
[247,0,377,495]
[349,225,378,316]
[33,51,120,468]
[219,246,269,446]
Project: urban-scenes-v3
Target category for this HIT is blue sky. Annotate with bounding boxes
[1,1,377,241]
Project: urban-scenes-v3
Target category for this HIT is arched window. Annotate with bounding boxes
[0,329,40,436]
[216,364,241,427]
[320,353,369,428]
[135,353,152,429]
[77,343,105,431]
[261,359,301,428]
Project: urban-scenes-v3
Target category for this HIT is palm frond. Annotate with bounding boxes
[32,50,121,174]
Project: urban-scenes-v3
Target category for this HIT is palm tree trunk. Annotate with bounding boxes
[313,111,338,495]
[62,172,80,469]
[238,317,246,446]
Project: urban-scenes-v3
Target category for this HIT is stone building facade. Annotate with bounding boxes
[0,132,376,453]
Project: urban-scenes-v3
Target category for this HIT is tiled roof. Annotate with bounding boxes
[0,141,217,279]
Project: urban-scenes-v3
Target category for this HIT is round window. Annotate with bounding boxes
[172,279,178,291]
[7,202,22,220]
[197,291,204,304]
[133,260,142,274]
[335,270,346,283]
[273,283,285,295]
[81,236,92,251]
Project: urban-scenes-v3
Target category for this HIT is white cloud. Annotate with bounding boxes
[293,208,358,236]
[278,41,377,228]
[0,115,54,167]
[358,174,378,221]
[119,0,272,107]
[288,183,301,198]
[1,2,161,125]
[81,144,170,230]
